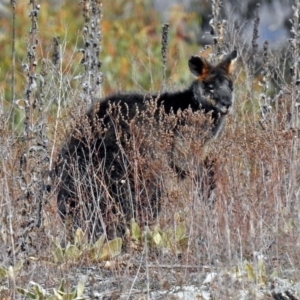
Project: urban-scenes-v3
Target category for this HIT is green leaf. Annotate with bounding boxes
[258,258,267,285]
[32,283,47,299]
[94,234,105,249]
[177,236,189,250]
[152,230,162,246]
[231,266,242,279]
[65,243,81,260]
[89,235,106,260]
[53,288,81,300]
[8,266,15,279]
[162,228,173,250]
[52,288,62,299]
[175,223,186,242]
[57,279,66,293]
[99,238,122,261]
[17,283,48,299]
[76,276,86,297]
[245,261,255,281]
[14,260,24,274]
[17,288,31,297]
[25,292,37,299]
[51,238,65,263]
[144,227,153,241]
[0,266,7,278]
[53,247,65,263]
[143,227,155,247]
[74,228,85,246]
[131,219,141,241]
[70,289,78,299]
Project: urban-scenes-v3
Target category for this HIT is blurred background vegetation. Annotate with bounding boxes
[0,0,293,113]
[0,0,200,110]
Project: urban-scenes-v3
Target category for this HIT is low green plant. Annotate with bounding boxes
[130,218,189,254]
[245,259,267,285]
[0,260,24,280]
[51,229,122,263]
[17,278,87,300]
[51,218,188,265]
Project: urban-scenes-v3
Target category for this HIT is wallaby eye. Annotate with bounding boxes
[206,84,214,94]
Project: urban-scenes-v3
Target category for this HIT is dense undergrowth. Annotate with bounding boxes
[1,0,300,299]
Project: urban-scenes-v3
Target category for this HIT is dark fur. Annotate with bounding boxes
[56,50,237,238]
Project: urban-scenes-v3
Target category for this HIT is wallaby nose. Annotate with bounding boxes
[216,84,232,108]
[215,94,232,114]
[220,97,232,108]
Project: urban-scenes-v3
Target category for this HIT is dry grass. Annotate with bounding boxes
[1,1,300,299]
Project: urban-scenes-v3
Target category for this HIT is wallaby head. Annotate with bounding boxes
[188,50,237,118]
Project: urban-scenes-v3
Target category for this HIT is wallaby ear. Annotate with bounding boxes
[218,50,237,75]
[188,55,212,80]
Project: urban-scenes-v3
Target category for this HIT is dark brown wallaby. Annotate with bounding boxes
[56,50,237,239]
